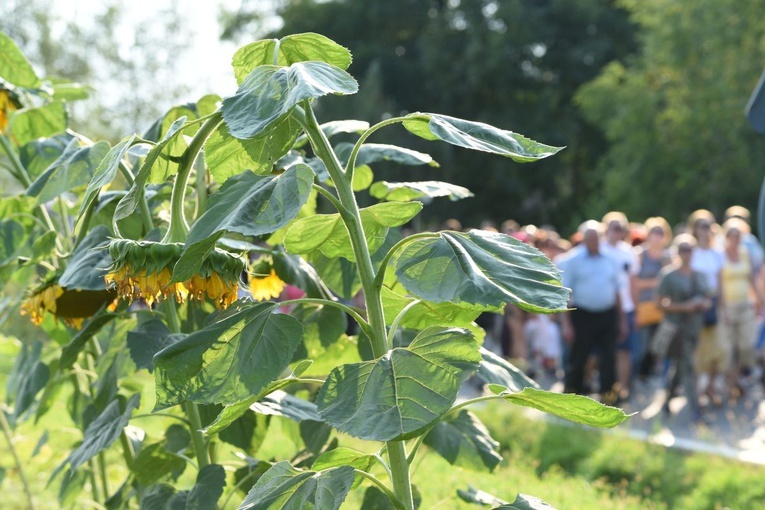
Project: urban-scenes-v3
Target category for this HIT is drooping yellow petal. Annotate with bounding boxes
[249,269,285,302]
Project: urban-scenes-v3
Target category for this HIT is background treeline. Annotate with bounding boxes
[6,0,765,233]
[224,0,765,232]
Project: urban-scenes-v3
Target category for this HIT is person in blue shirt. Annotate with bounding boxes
[560,220,626,404]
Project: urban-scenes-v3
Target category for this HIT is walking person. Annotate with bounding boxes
[561,220,625,405]
[718,218,762,399]
[657,234,711,421]
[633,217,672,379]
[602,212,641,401]
[688,210,726,405]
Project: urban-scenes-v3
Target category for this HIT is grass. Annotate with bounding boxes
[3,331,765,509]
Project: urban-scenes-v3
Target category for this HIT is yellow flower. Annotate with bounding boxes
[21,284,64,325]
[249,269,285,301]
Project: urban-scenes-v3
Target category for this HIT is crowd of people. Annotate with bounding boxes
[463,206,765,422]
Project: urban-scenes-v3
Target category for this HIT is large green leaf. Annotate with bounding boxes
[9,101,67,147]
[312,447,378,490]
[370,181,473,202]
[316,326,480,441]
[173,164,313,281]
[381,284,495,330]
[494,387,630,428]
[205,118,301,184]
[153,303,303,409]
[285,201,422,262]
[165,464,226,510]
[130,442,186,485]
[423,410,501,472]
[307,228,402,300]
[78,135,137,219]
[395,230,569,313]
[0,219,31,267]
[238,461,354,510]
[19,134,73,179]
[126,319,178,373]
[6,341,49,424]
[335,142,438,168]
[58,225,112,291]
[293,303,347,350]
[222,61,358,140]
[403,113,563,162]
[51,394,140,481]
[27,139,110,203]
[232,33,353,85]
[477,348,538,393]
[0,33,39,88]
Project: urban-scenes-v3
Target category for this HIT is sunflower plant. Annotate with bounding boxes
[0,32,629,509]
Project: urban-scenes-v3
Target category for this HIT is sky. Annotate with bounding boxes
[56,0,261,100]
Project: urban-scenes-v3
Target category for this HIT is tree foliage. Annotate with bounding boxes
[575,0,765,223]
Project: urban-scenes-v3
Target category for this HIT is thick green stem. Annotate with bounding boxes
[119,430,135,468]
[166,113,222,243]
[344,115,416,181]
[386,441,414,510]
[194,155,207,221]
[183,401,210,469]
[0,407,36,510]
[354,469,406,510]
[163,300,211,470]
[301,102,414,510]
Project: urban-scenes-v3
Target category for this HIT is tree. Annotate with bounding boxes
[576,0,765,225]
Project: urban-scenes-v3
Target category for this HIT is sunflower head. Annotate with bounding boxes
[105,239,245,310]
[21,281,114,329]
[248,256,286,302]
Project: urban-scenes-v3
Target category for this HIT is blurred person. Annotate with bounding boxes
[442,218,462,232]
[633,217,673,379]
[602,211,641,401]
[688,210,726,403]
[525,313,562,377]
[724,205,764,275]
[560,220,625,404]
[480,219,498,232]
[500,219,520,235]
[718,218,762,398]
[657,234,711,421]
